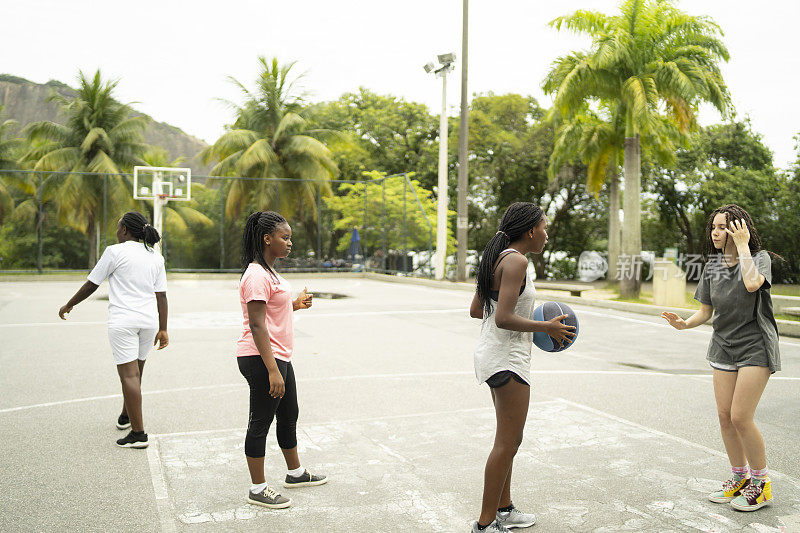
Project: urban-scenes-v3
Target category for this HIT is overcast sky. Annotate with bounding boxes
[6,0,799,168]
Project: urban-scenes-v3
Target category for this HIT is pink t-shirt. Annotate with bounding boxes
[236,263,293,361]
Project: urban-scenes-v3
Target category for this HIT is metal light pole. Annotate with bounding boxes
[424,54,455,280]
[456,0,469,281]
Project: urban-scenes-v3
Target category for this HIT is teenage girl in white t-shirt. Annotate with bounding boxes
[59,211,169,449]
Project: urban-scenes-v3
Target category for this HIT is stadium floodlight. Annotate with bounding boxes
[438,53,456,65]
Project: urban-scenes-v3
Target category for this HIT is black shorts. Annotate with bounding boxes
[486,370,529,388]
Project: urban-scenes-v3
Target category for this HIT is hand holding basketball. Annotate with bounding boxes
[546,314,577,347]
[661,311,687,330]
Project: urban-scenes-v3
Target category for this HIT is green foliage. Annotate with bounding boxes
[201,57,338,230]
[19,70,148,266]
[306,88,439,189]
[323,171,452,254]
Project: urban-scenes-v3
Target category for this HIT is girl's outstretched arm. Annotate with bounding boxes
[59,281,99,319]
[661,304,713,330]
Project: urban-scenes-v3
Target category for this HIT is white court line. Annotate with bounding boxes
[0,320,106,328]
[0,308,467,329]
[556,397,800,489]
[3,370,798,415]
[146,442,177,533]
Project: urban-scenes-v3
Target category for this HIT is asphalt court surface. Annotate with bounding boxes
[1,275,799,532]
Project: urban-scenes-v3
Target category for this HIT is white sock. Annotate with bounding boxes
[250,481,268,494]
[287,466,305,477]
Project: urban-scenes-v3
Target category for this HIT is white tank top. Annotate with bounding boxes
[473,249,537,385]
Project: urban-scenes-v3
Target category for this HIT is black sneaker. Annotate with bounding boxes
[116,430,148,448]
[247,486,291,509]
[283,470,327,488]
[116,414,131,430]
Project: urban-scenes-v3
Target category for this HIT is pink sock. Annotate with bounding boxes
[732,465,748,481]
[750,466,768,481]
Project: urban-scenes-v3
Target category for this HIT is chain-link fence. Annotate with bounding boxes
[0,170,439,276]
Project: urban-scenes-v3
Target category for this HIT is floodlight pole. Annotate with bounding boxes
[456,0,469,281]
[435,68,449,280]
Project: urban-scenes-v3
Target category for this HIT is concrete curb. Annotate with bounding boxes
[362,273,800,338]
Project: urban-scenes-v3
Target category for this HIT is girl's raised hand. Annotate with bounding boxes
[661,311,687,330]
[725,218,750,248]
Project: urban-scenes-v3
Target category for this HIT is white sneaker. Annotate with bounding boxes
[471,520,511,532]
[496,507,536,529]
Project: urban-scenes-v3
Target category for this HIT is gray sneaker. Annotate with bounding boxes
[283,470,328,488]
[246,486,291,509]
[496,506,536,529]
[471,520,511,532]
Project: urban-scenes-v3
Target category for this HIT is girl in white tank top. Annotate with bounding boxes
[467,202,576,532]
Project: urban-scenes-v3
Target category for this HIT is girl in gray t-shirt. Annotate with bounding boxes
[662,204,779,512]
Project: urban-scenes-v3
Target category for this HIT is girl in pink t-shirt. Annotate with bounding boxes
[236,211,327,510]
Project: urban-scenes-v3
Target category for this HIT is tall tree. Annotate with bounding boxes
[549,103,681,280]
[22,70,148,267]
[306,88,439,188]
[544,0,732,297]
[201,57,339,255]
[0,105,30,222]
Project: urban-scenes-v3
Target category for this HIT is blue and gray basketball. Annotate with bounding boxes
[532,301,579,352]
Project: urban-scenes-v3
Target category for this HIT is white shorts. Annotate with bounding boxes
[108,327,158,365]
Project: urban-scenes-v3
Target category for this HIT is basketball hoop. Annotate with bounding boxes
[133,166,192,255]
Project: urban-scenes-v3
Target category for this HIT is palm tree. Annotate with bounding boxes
[0,105,31,222]
[544,0,731,297]
[549,103,681,280]
[202,57,339,253]
[22,70,148,267]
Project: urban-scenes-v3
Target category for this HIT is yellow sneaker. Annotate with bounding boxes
[731,478,772,511]
[708,476,749,503]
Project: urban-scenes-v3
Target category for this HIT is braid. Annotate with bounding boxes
[476,202,543,316]
[120,211,160,250]
[241,210,288,278]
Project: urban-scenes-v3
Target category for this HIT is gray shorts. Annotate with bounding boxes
[707,335,769,372]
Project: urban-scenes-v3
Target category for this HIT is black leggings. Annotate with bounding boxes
[237,356,298,458]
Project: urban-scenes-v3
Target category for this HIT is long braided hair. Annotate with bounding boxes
[120,211,161,250]
[476,202,543,316]
[241,210,288,279]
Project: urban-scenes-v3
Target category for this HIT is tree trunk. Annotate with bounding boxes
[87,216,98,269]
[607,169,621,283]
[620,135,642,299]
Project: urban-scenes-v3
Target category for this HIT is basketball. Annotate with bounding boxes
[532,301,579,352]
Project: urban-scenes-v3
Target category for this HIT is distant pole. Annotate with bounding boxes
[435,69,449,280]
[219,182,225,270]
[456,0,470,281]
[37,172,43,273]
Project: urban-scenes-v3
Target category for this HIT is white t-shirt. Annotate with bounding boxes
[88,240,167,328]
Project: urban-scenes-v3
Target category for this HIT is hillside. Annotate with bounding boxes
[0,74,211,175]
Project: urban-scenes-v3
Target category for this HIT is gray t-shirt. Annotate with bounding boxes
[694,250,780,372]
